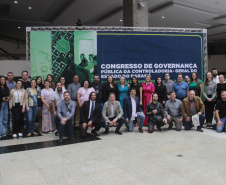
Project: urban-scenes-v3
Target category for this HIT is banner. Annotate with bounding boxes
[30,30,204,84]
[97,31,204,83]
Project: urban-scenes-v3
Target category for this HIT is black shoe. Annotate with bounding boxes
[168,125,173,130]
[2,136,7,140]
[115,130,122,135]
[54,130,59,136]
[138,128,143,133]
[157,126,162,132]
[59,138,63,142]
[105,128,109,134]
[91,130,100,137]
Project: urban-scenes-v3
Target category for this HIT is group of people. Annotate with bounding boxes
[0,68,226,142]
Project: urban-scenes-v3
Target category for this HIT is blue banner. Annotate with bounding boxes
[97,31,204,83]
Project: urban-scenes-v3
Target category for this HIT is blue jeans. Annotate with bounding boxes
[0,102,8,137]
[126,112,145,132]
[216,117,226,133]
[27,105,38,134]
[184,113,205,130]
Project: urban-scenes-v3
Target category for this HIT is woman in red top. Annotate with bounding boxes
[140,75,155,126]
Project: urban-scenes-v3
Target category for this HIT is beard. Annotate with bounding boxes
[212,73,217,77]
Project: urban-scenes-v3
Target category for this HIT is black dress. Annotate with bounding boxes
[103,83,119,103]
[155,84,167,105]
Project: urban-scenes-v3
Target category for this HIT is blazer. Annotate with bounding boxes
[102,83,119,103]
[123,95,142,121]
[102,100,123,122]
[80,100,101,124]
[9,89,26,109]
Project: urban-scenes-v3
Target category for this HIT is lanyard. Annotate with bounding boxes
[17,90,21,101]
[58,91,63,100]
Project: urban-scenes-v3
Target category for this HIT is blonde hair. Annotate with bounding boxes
[145,74,151,82]
[119,76,126,85]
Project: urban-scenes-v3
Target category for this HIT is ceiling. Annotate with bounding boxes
[1,0,226,55]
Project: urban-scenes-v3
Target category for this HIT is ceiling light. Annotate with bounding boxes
[14,1,18,3]
[162,16,165,19]
[120,19,123,22]
[18,27,21,29]
[28,6,32,9]
[138,0,145,8]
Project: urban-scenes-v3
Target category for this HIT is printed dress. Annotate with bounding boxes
[41,88,55,132]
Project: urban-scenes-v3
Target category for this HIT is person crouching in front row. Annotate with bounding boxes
[102,92,124,135]
[145,93,167,133]
[57,91,75,142]
[123,87,145,133]
[182,90,205,132]
[80,92,105,137]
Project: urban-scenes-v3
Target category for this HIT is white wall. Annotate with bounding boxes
[208,55,226,72]
[0,60,27,77]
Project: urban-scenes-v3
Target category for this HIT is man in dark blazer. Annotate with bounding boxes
[123,87,145,133]
[102,92,124,135]
[80,92,105,137]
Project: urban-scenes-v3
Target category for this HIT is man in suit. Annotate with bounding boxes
[123,87,145,133]
[102,92,124,135]
[80,92,105,137]
[57,91,75,142]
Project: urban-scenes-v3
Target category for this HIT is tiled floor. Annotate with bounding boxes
[0,125,226,185]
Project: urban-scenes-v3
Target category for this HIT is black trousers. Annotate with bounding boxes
[204,95,216,123]
[105,116,124,132]
[148,119,164,133]
[80,118,105,137]
[12,103,24,134]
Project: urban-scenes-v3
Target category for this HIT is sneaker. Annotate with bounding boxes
[13,134,17,138]
[49,132,52,134]
[19,133,23,137]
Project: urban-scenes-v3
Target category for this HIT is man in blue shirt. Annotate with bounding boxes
[173,73,189,102]
[57,91,75,142]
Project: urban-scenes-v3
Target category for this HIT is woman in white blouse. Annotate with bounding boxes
[9,80,25,138]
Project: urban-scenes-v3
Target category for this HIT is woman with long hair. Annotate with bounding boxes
[46,74,55,89]
[130,76,141,99]
[217,74,226,101]
[118,76,129,109]
[140,75,155,126]
[77,80,95,107]
[103,75,119,103]
[25,79,39,137]
[9,80,25,138]
[41,80,55,133]
[202,72,217,127]
[36,76,43,130]
[189,72,203,98]
[59,76,67,91]
[0,76,10,140]
[155,77,167,105]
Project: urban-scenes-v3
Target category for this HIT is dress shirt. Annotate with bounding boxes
[88,100,95,119]
[130,96,137,121]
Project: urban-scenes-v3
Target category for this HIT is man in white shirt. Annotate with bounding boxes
[123,88,145,133]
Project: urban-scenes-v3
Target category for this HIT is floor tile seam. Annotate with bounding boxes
[74,162,99,185]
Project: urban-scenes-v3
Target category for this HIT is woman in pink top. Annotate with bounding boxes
[140,75,155,126]
[77,80,95,107]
